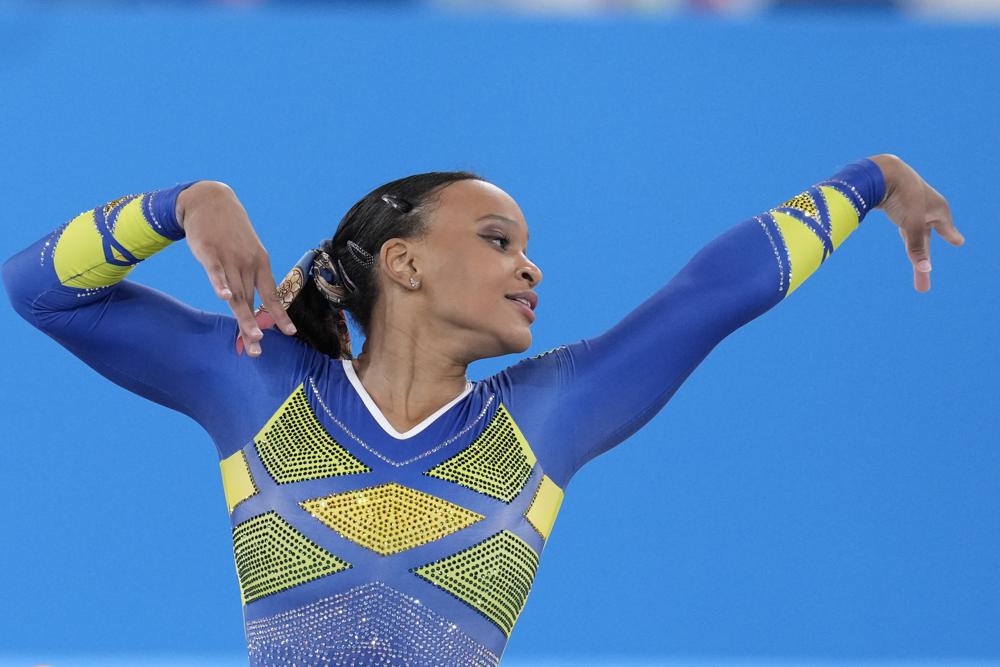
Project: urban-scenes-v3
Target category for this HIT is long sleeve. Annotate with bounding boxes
[2,182,313,458]
[492,158,886,489]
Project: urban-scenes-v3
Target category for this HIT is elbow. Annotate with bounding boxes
[2,247,41,323]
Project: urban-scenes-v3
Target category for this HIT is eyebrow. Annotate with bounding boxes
[476,214,530,242]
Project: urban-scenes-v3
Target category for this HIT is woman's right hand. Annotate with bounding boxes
[176,181,297,357]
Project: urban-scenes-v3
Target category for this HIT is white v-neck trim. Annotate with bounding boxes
[341,359,474,440]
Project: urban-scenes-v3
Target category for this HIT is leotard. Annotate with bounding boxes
[2,159,885,666]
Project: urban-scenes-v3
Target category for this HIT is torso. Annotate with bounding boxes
[219,356,564,666]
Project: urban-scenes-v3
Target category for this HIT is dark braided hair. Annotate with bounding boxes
[286,171,486,359]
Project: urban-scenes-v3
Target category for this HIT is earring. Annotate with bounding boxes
[409,277,420,289]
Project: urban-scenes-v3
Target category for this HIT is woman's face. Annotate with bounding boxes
[403,179,542,360]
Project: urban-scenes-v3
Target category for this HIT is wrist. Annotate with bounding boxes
[176,180,234,232]
[866,154,901,208]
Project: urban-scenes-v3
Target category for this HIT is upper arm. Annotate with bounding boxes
[494,159,885,486]
[39,280,242,415]
[1,184,306,458]
[5,262,313,459]
[496,215,783,488]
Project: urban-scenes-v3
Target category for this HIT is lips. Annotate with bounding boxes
[505,292,537,323]
[505,291,538,311]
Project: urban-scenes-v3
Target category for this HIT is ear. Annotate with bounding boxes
[381,237,419,290]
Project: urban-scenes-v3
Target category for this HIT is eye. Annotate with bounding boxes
[482,234,510,250]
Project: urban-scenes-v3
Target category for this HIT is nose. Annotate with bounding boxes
[519,258,542,287]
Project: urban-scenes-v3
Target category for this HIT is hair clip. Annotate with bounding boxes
[381,194,413,213]
[346,239,375,268]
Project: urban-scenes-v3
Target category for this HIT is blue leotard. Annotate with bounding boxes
[2,159,884,666]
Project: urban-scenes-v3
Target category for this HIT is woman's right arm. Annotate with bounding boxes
[2,181,301,457]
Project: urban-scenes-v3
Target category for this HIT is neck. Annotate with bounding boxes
[351,323,471,433]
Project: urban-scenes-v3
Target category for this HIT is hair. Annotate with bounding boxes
[286,171,487,359]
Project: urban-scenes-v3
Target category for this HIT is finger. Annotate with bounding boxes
[232,299,263,357]
[242,272,256,314]
[241,272,262,352]
[225,270,263,356]
[927,191,965,246]
[256,264,298,336]
[900,225,932,292]
[203,259,233,300]
[933,220,964,247]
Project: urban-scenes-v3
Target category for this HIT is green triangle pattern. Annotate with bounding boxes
[233,511,351,604]
[411,529,539,637]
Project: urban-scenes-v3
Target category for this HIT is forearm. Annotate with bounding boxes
[2,180,199,322]
[760,156,885,298]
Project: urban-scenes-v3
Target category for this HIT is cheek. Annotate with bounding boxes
[432,257,505,314]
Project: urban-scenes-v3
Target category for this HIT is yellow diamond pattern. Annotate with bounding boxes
[300,482,486,556]
[424,403,536,503]
[254,383,371,484]
[411,530,539,637]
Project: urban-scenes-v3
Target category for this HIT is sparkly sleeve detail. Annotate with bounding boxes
[0,180,301,457]
[494,159,885,487]
[757,158,885,298]
[49,181,197,290]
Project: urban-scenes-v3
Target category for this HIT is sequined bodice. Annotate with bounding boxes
[219,364,564,666]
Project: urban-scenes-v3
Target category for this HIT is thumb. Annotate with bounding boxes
[933,212,965,247]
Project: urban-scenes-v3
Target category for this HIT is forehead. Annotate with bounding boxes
[429,180,527,233]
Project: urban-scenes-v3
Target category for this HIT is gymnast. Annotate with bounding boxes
[2,154,963,665]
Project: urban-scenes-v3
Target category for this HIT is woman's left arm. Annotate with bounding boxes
[496,155,963,489]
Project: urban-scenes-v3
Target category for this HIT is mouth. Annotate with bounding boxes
[505,294,537,323]
[505,291,538,310]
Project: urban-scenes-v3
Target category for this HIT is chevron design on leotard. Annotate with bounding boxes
[411,529,539,637]
[254,383,372,484]
[423,403,536,503]
[232,511,352,604]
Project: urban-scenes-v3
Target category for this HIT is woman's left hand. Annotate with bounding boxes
[868,154,965,292]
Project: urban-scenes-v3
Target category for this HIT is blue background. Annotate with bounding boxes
[0,4,997,663]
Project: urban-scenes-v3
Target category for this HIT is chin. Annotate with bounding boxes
[506,329,532,354]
